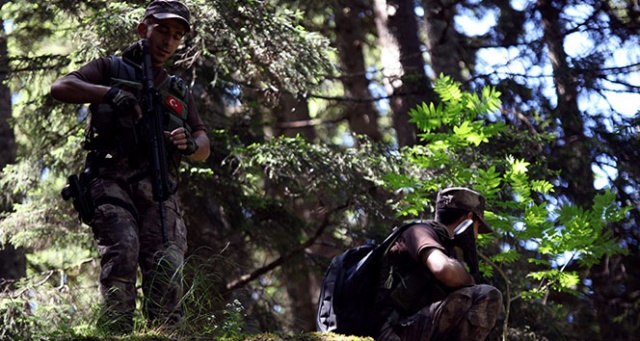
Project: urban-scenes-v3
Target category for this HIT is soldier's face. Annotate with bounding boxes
[139,19,186,66]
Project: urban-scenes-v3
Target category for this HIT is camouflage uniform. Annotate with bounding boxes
[377,284,502,341]
[89,157,187,333]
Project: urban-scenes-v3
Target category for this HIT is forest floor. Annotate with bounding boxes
[68,332,372,341]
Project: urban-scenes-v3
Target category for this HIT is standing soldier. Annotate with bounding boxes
[51,0,210,336]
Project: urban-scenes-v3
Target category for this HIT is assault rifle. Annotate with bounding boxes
[140,39,170,244]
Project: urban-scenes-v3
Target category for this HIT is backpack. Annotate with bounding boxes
[315,221,421,337]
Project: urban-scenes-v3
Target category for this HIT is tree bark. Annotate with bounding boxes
[537,1,618,339]
[0,13,27,289]
[537,0,594,206]
[422,0,465,83]
[272,91,316,141]
[373,0,435,147]
[333,0,382,142]
[271,91,318,331]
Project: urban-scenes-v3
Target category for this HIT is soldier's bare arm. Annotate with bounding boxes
[422,248,475,288]
[189,130,210,161]
[51,75,110,104]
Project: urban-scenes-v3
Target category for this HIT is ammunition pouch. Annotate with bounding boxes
[165,110,191,133]
[84,103,141,156]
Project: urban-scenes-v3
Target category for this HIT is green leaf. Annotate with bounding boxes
[492,250,521,264]
[453,121,473,135]
[530,180,554,194]
[558,271,580,289]
[528,258,550,266]
[466,132,487,146]
[511,159,530,174]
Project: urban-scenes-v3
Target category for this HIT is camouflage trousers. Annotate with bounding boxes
[378,284,502,341]
[87,165,187,333]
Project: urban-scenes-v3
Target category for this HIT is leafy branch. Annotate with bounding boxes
[391,74,630,338]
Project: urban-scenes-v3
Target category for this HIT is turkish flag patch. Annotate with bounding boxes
[165,95,184,114]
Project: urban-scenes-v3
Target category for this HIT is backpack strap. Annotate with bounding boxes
[381,220,427,255]
[110,56,137,81]
[383,220,455,323]
[376,220,425,287]
[369,221,425,334]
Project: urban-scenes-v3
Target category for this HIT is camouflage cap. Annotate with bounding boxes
[144,0,191,32]
[435,187,494,234]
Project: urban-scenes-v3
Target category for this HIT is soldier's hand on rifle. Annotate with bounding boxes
[165,127,199,155]
[104,86,142,127]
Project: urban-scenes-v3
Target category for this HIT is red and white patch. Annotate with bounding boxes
[165,95,183,114]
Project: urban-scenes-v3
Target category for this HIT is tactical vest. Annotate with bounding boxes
[84,56,191,157]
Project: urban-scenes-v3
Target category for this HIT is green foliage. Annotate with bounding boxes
[2,0,637,339]
[491,249,521,264]
[189,0,335,95]
[178,252,266,339]
[409,74,504,142]
[0,163,89,249]
[1,1,338,336]
[0,297,33,340]
[233,136,402,235]
[0,271,99,340]
[215,300,249,340]
[388,75,508,217]
[391,75,629,320]
[527,270,580,295]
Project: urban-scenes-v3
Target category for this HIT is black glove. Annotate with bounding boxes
[104,86,139,127]
[181,132,199,155]
[452,219,480,276]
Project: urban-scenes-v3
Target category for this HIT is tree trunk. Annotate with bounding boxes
[272,91,316,141]
[271,92,317,332]
[422,0,464,83]
[537,0,594,206]
[0,12,15,167]
[0,13,27,289]
[373,0,435,147]
[333,0,382,142]
[537,1,618,339]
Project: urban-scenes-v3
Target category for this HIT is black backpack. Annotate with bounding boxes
[316,221,421,337]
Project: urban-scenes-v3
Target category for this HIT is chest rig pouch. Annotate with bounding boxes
[84,56,192,158]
